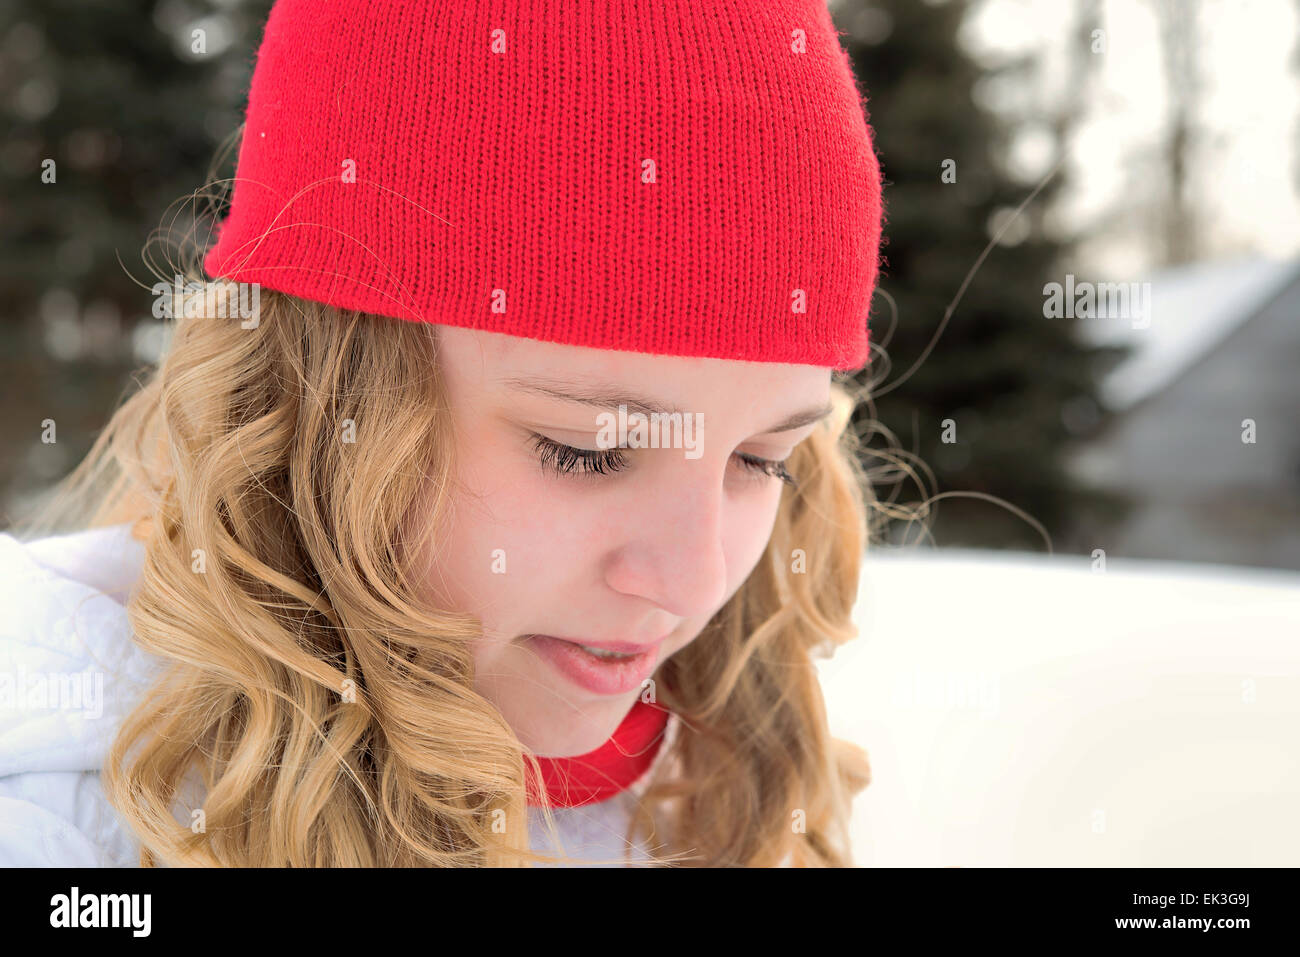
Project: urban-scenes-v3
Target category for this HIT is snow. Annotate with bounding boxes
[819,547,1300,866]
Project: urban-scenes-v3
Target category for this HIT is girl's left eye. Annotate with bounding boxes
[528,434,798,489]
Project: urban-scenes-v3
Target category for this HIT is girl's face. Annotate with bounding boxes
[409,324,832,757]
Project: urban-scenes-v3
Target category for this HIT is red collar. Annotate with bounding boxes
[524,699,671,807]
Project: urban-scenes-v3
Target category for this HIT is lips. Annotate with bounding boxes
[521,634,664,696]
[530,635,668,656]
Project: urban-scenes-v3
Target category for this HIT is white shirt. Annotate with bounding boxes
[0,524,666,867]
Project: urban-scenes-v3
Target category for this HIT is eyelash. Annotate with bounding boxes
[529,434,799,489]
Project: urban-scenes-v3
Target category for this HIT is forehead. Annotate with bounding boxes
[434,325,831,405]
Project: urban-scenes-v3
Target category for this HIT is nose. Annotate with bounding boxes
[603,466,731,621]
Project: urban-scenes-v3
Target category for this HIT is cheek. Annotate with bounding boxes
[427,441,596,623]
[726,484,785,572]
[721,484,787,598]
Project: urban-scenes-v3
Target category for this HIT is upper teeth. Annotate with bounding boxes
[580,645,633,659]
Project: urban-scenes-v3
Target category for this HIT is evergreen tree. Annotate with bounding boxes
[833,0,1129,551]
[0,0,273,518]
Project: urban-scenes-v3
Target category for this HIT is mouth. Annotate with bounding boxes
[520,634,665,696]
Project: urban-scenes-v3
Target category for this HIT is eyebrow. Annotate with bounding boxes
[500,374,834,434]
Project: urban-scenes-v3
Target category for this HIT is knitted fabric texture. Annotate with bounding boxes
[524,698,671,808]
[204,0,884,371]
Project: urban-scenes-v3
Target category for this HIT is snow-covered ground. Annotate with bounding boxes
[819,547,1300,866]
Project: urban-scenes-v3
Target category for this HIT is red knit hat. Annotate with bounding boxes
[203,0,884,371]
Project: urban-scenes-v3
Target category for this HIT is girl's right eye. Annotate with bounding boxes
[530,434,630,477]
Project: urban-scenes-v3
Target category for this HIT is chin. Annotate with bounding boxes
[527,698,630,758]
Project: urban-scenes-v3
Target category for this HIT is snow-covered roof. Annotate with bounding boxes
[819,547,1300,866]
[1078,256,1299,412]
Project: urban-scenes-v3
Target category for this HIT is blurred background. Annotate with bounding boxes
[2,0,1298,568]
